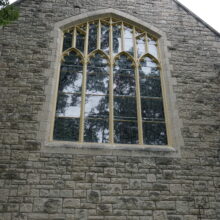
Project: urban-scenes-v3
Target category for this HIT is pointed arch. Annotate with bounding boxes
[88,49,110,63]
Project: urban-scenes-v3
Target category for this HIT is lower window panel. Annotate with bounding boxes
[114,120,138,144]
[84,118,109,143]
[143,122,167,145]
[53,117,80,141]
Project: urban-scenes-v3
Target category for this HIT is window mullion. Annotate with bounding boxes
[121,22,124,51]
[72,27,76,48]
[109,17,114,144]
[97,19,101,49]
[145,33,149,54]
[133,27,144,145]
[79,22,89,142]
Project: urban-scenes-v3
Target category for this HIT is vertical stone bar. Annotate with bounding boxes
[79,22,89,142]
[133,27,144,144]
[109,18,114,143]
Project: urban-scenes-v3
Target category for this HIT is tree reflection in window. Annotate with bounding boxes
[54,17,168,145]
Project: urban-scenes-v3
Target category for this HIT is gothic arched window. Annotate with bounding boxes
[53,18,167,145]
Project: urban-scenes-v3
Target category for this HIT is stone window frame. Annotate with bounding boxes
[39,9,183,157]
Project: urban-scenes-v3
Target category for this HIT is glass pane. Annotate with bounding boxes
[88,23,98,53]
[114,55,134,76]
[114,121,138,144]
[56,93,81,117]
[141,98,165,121]
[88,54,109,74]
[140,77,162,97]
[148,36,158,58]
[84,119,109,143]
[114,75,135,96]
[86,73,109,95]
[101,24,109,54]
[137,37,145,57]
[59,65,82,93]
[114,96,137,120]
[85,95,109,118]
[143,122,167,145]
[139,57,160,77]
[64,51,82,66]
[124,25,133,55]
[113,24,122,54]
[63,32,72,51]
[54,118,79,141]
[76,31,85,52]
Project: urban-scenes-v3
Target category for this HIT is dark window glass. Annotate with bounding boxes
[101,24,110,54]
[143,122,167,145]
[54,118,79,141]
[141,98,165,121]
[140,77,162,97]
[84,119,109,143]
[63,32,72,51]
[114,96,137,121]
[114,121,138,144]
[88,23,97,53]
[76,30,85,52]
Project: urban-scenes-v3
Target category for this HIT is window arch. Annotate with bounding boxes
[53,17,167,145]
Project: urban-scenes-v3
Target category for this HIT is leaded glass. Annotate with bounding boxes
[54,118,79,141]
[76,30,85,52]
[54,17,168,146]
[114,121,138,144]
[63,32,72,51]
[84,119,109,143]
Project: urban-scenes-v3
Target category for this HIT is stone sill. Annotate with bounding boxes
[43,141,180,158]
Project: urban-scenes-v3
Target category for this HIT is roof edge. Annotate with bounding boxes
[173,0,220,37]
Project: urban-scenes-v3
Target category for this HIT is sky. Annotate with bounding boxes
[9,0,220,33]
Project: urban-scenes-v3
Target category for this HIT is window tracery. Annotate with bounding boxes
[53,17,167,145]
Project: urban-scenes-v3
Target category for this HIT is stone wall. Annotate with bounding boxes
[0,0,220,219]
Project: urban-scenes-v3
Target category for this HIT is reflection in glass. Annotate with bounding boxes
[141,98,165,121]
[148,36,158,58]
[88,53,109,75]
[85,95,109,118]
[124,25,133,55]
[54,118,79,141]
[76,31,85,52]
[88,23,97,53]
[113,25,121,54]
[114,121,138,144]
[114,96,137,121]
[64,51,82,66]
[101,24,110,54]
[56,93,81,117]
[84,119,109,143]
[143,122,167,145]
[114,55,134,76]
[63,32,72,51]
[137,37,145,57]
[87,73,109,95]
[140,77,162,97]
[114,75,135,96]
[139,57,160,77]
[59,65,82,93]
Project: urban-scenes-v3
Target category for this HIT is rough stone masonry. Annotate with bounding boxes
[0,0,220,219]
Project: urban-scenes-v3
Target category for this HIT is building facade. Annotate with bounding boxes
[0,0,220,219]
